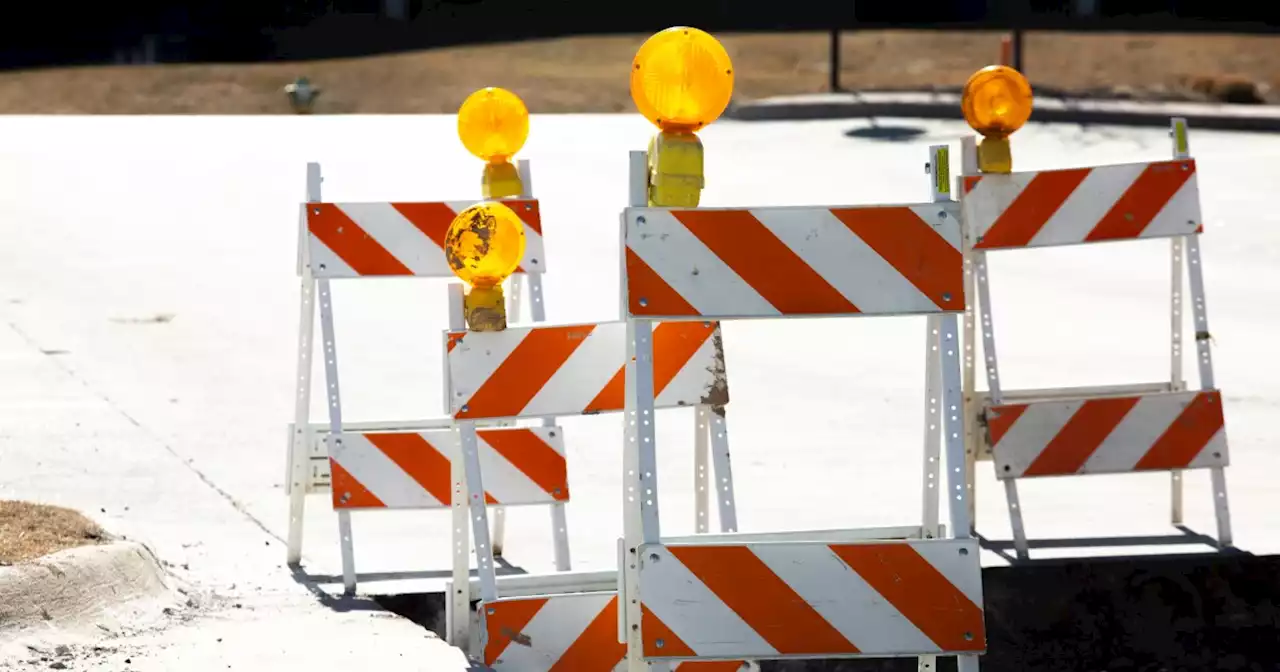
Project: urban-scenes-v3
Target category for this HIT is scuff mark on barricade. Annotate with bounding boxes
[500,626,532,648]
[701,326,730,415]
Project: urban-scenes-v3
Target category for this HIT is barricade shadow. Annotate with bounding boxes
[287,555,527,617]
[977,524,1244,565]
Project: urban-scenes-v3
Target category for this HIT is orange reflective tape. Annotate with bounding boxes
[480,428,568,501]
[308,204,412,275]
[986,404,1027,446]
[456,325,595,419]
[484,598,549,666]
[366,433,455,506]
[626,249,699,316]
[504,199,543,235]
[1086,160,1195,242]
[831,543,985,652]
[963,175,983,193]
[1023,396,1139,477]
[583,321,717,413]
[329,461,386,509]
[549,596,626,672]
[674,209,859,315]
[1134,391,1225,471]
[975,168,1089,249]
[831,207,963,310]
[667,545,858,655]
[390,202,455,252]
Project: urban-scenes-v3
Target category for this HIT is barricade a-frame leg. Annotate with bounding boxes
[286,161,322,566]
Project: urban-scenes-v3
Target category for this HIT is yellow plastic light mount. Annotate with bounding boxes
[976,136,1013,174]
[631,26,734,133]
[463,285,507,332]
[458,87,530,164]
[647,130,704,207]
[482,161,524,200]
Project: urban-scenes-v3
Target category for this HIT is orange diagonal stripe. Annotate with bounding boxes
[1023,397,1140,476]
[831,544,985,652]
[391,202,455,251]
[308,204,412,275]
[446,332,465,353]
[668,545,858,655]
[457,325,596,420]
[583,321,718,413]
[329,461,386,509]
[500,199,543,235]
[641,605,698,657]
[366,433,454,506]
[986,404,1027,446]
[975,168,1089,249]
[962,175,983,193]
[1134,391,1225,471]
[678,662,752,671]
[480,428,569,501]
[626,249,699,317]
[674,210,859,315]
[831,207,964,311]
[1086,160,1196,242]
[549,596,626,672]
[484,598,548,666]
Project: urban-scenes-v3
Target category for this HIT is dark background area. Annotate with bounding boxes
[2,0,1278,70]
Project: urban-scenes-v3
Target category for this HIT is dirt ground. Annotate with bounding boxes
[0,500,105,564]
[0,30,1277,114]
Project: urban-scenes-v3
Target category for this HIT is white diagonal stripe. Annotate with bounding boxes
[1080,395,1181,474]
[962,171,1037,241]
[476,431,562,504]
[522,323,623,416]
[751,543,937,655]
[1030,163,1142,247]
[1188,428,1228,468]
[337,202,450,276]
[449,328,532,415]
[625,210,775,317]
[330,433,443,508]
[654,327,722,408]
[307,238,358,278]
[754,207,936,315]
[908,203,963,251]
[910,539,984,608]
[1142,172,1203,239]
[640,547,776,658]
[991,400,1084,478]
[487,593,614,671]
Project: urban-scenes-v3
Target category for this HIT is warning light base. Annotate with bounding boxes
[464,285,508,332]
[482,161,524,200]
[647,131,704,207]
[977,136,1013,174]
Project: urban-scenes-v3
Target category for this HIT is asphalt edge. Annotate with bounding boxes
[726,98,1280,132]
[0,540,175,634]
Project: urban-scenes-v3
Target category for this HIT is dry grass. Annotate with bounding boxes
[0,30,1277,114]
[0,500,105,565]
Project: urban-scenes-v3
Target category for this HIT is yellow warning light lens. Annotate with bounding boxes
[961,65,1033,139]
[445,201,526,288]
[457,87,530,164]
[631,26,734,133]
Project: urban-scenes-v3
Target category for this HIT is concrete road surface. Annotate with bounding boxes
[0,114,1277,668]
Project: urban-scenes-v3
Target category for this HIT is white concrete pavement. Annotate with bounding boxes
[0,114,1277,665]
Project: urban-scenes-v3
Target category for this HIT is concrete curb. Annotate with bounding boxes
[0,541,174,634]
[726,91,1280,132]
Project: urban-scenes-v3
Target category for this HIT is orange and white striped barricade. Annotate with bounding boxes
[283,159,573,596]
[615,147,984,672]
[442,311,743,660]
[960,118,1232,560]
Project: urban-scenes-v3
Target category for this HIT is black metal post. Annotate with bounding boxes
[1011,28,1024,72]
[829,28,841,92]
